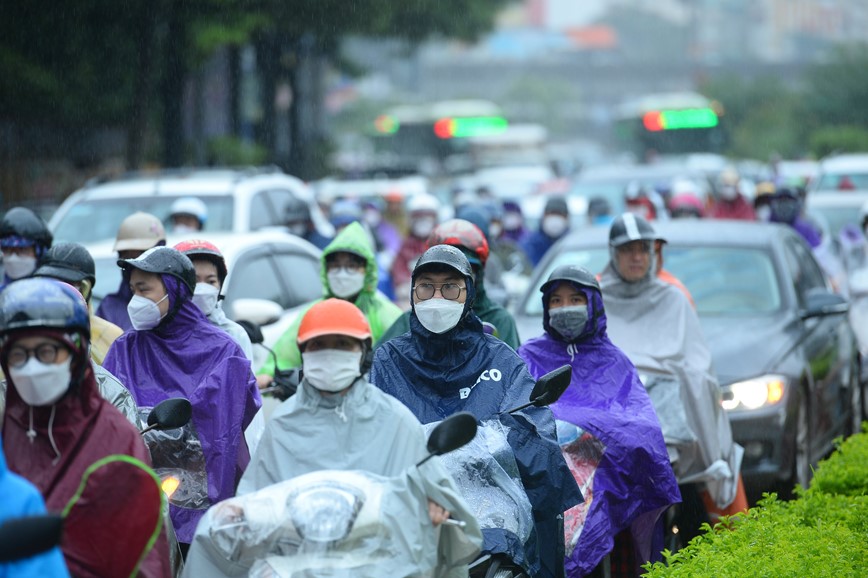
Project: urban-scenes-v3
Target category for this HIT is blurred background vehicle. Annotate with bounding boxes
[48,168,333,245]
[514,220,863,500]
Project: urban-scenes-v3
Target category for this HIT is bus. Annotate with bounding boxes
[370,99,509,175]
[613,92,727,160]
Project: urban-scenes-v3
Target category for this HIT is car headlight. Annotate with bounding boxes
[721,374,786,411]
[287,483,364,544]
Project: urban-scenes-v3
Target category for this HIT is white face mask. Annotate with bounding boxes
[542,215,568,238]
[503,213,523,231]
[192,283,219,316]
[328,269,366,299]
[719,185,738,201]
[127,294,168,331]
[363,209,381,228]
[411,217,436,239]
[414,298,465,334]
[302,349,362,392]
[3,253,37,280]
[10,357,72,406]
[173,224,198,234]
[288,223,307,237]
[756,205,772,222]
[489,222,503,239]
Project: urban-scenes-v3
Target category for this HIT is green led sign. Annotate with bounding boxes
[433,116,508,139]
[643,108,718,131]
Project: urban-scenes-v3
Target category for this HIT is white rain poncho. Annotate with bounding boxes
[183,377,482,578]
[599,264,742,508]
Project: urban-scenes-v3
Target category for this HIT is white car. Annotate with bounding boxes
[49,167,333,245]
[809,153,868,193]
[89,230,323,373]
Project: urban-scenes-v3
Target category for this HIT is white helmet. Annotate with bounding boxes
[169,196,208,226]
[407,193,440,214]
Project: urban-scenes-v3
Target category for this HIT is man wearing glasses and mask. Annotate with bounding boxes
[370,245,581,578]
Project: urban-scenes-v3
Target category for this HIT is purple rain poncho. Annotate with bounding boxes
[518,282,680,577]
[103,275,261,543]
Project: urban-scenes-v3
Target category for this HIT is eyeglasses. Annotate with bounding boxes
[413,282,466,301]
[7,343,66,369]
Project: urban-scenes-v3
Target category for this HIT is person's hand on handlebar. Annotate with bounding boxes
[427,499,451,526]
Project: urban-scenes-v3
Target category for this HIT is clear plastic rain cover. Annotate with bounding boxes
[423,419,533,545]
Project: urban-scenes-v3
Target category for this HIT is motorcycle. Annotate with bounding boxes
[183,412,483,577]
[435,365,572,578]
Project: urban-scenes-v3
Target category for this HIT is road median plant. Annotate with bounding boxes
[642,425,868,577]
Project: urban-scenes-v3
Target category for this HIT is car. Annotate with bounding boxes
[48,167,333,245]
[809,153,868,193]
[514,219,863,495]
[88,229,323,372]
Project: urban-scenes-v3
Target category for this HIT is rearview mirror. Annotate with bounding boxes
[232,298,284,326]
[0,515,63,563]
[236,319,264,345]
[529,365,572,407]
[418,412,477,467]
[141,398,192,435]
[800,288,848,320]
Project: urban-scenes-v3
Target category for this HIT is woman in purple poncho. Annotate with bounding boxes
[518,264,679,578]
[103,247,261,552]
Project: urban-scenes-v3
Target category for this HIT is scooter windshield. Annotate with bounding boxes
[423,419,533,546]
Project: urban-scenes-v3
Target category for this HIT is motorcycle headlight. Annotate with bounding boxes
[721,374,786,411]
[287,483,364,544]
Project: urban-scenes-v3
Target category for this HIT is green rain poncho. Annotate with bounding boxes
[257,222,403,375]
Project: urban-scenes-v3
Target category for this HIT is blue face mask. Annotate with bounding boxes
[549,305,589,341]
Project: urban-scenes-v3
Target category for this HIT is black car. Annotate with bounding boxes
[514,220,864,494]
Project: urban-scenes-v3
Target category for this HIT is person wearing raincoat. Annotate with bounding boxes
[256,221,402,387]
[0,278,171,577]
[370,245,583,578]
[0,432,70,578]
[599,213,742,543]
[378,219,521,350]
[102,247,261,550]
[183,299,482,578]
[518,265,680,577]
[0,207,53,291]
[174,240,253,360]
[96,212,167,331]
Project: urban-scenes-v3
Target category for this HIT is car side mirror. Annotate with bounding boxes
[800,288,849,320]
[141,398,192,435]
[232,298,284,326]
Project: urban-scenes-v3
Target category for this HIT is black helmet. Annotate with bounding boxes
[540,264,600,294]
[0,207,53,252]
[33,242,96,285]
[119,246,196,295]
[0,277,90,340]
[284,197,311,223]
[608,213,657,247]
[413,244,474,279]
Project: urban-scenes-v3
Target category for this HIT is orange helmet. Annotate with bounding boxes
[297,298,372,345]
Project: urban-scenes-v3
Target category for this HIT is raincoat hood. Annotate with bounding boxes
[519,290,679,575]
[541,283,606,343]
[321,221,378,301]
[103,274,261,542]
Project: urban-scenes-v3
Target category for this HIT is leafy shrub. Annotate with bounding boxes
[642,429,868,577]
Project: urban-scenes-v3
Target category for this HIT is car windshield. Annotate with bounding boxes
[814,172,868,191]
[524,245,781,317]
[52,196,235,244]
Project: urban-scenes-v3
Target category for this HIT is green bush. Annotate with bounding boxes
[206,136,269,166]
[642,428,868,577]
[809,126,868,159]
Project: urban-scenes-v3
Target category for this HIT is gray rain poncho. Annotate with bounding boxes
[599,263,742,508]
[183,377,482,578]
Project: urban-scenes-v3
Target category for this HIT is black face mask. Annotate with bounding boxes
[770,198,800,224]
